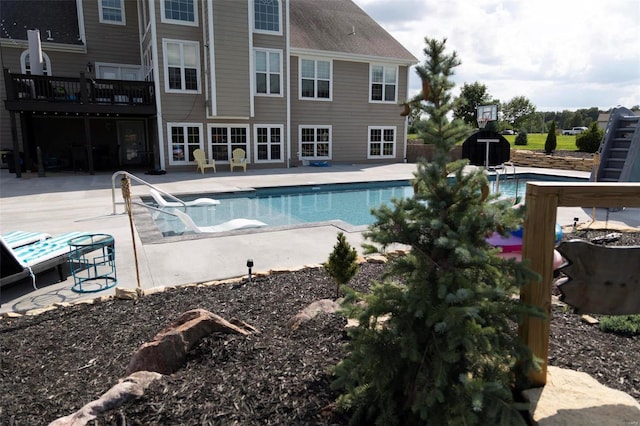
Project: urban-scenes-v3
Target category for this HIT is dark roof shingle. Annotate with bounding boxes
[290,0,417,63]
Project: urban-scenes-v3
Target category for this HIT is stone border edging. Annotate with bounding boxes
[1,251,406,319]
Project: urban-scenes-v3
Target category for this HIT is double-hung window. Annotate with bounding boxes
[254,125,283,162]
[368,126,396,158]
[299,126,331,159]
[255,49,282,96]
[300,59,331,100]
[161,0,197,26]
[168,123,202,165]
[254,0,281,34]
[163,40,200,93]
[370,65,397,102]
[208,125,250,162]
[99,0,125,25]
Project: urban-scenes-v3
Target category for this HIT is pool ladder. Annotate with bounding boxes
[491,162,520,203]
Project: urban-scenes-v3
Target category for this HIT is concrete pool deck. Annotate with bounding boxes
[1,164,638,314]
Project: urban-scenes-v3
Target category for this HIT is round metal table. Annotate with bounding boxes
[68,234,117,293]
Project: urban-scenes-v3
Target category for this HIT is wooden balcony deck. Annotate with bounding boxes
[3,70,156,115]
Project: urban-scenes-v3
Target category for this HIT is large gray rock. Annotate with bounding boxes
[522,366,640,425]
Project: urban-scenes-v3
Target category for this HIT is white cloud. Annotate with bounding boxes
[354,0,640,111]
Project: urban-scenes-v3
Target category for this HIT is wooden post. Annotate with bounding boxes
[519,182,640,387]
[519,185,559,386]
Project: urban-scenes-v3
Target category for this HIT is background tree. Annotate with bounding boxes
[515,131,528,146]
[453,82,498,126]
[332,37,541,425]
[544,121,557,154]
[576,122,604,153]
[501,96,536,131]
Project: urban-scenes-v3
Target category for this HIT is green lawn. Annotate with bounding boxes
[502,133,578,151]
[408,133,579,151]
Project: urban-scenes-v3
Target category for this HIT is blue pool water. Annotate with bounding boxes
[149,174,585,235]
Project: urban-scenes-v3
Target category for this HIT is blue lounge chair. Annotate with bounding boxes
[1,232,89,289]
[2,231,52,249]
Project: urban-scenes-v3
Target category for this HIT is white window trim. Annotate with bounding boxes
[160,0,198,26]
[369,64,398,104]
[98,0,126,25]
[298,57,332,101]
[95,62,142,80]
[298,125,332,160]
[252,0,282,36]
[254,124,284,163]
[207,124,251,163]
[367,126,397,159]
[167,122,203,166]
[254,48,283,97]
[20,50,52,75]
[162,39,201,94]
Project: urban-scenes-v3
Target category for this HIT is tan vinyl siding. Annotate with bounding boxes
[212,0,250,117]
[291,58,408,163]
[83,0,142,66]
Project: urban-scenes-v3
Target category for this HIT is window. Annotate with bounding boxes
[255,49,281,96]
[299,126,331,159]
[368,126,396,158]
[163,40,200,93]
[254,125,283,162]
[208,125,250,162]
[20,50,52,75]
[96,63,142,80]
[168,123,202,165]
[99,0,125,25]
[370,65,397,102]
[254,0,280,34]
[161,0,197,26]
[300,58,331,100]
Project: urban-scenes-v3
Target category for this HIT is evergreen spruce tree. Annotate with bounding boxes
[545,121,557,154]
[324,232,359,299]
[332,37,542,425]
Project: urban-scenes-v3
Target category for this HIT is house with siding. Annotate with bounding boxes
[0,0,417,176]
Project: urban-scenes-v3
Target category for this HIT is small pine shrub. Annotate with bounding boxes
[599,315,640,337]
[576,122,603,153]
[324,232,359,298]
[544,121,557,154]
[514,131,528,146]
[332,38,542,426]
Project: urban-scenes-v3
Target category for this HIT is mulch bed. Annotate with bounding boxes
[1,230,638,425]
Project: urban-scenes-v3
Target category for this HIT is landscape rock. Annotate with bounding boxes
[48,371,162,426]
[522,366,640,425]
[126,308,254,375]
[287,299,341,330]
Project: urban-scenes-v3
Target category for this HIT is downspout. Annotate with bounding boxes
[248,1,255,118]
[403,64,410,162]
[202,0,209,117]
[149,0,165,169]
[207,0,216,117]
[285,0,291,168]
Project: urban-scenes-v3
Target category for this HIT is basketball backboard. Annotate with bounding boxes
[477,104,498,121]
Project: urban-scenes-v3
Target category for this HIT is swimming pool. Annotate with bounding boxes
[147,174,586,236]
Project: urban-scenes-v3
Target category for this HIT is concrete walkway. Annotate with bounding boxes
[1,164,638,314]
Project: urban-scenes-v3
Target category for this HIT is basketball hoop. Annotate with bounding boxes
[477,117,489,129]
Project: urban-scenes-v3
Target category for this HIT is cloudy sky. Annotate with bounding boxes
[353,0,640,112]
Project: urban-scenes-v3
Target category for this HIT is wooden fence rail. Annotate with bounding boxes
[519,182,640,386]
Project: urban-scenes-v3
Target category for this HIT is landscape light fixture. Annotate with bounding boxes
[246,258,254,282]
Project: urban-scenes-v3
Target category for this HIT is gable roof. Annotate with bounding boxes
[290,0,417,64]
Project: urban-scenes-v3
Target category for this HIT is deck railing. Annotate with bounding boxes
[4,70,155,106]
[519,182,640,386]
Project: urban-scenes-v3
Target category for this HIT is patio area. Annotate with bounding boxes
[1,163,638,314]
